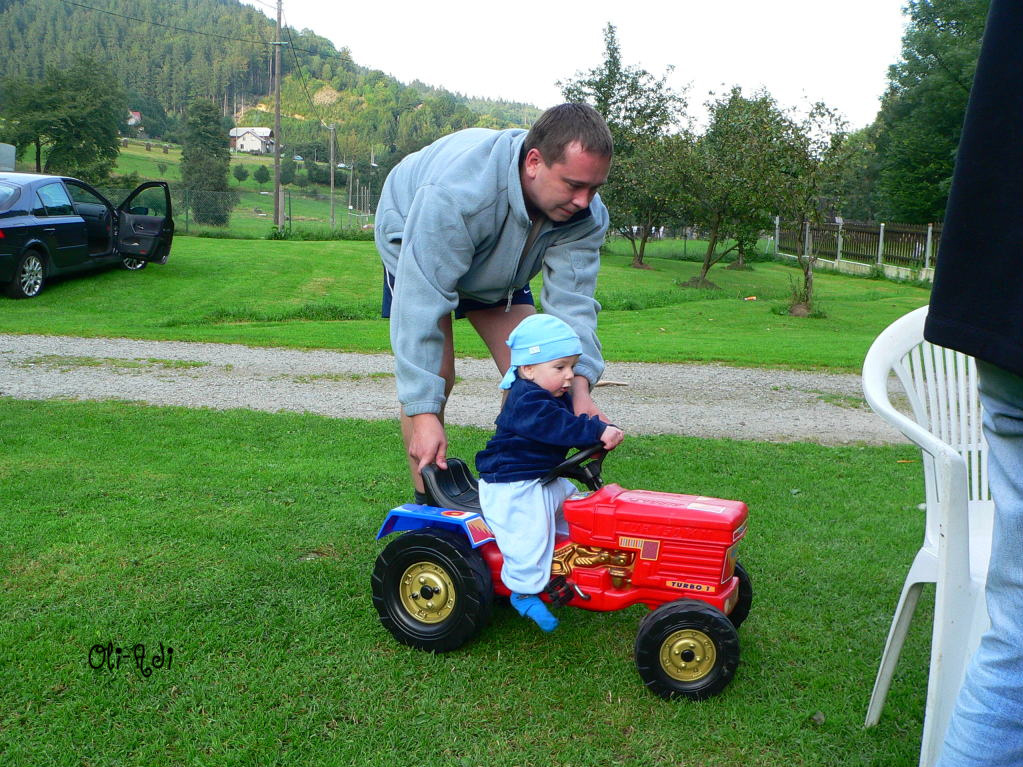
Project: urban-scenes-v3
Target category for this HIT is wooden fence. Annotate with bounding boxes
[776,219,942,272]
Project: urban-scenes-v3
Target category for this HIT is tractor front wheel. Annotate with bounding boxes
[634,599,740,700]
[371,528,493,652]
[728,561,753,629]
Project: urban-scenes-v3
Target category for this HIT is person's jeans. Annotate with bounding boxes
[936,361,1023,766]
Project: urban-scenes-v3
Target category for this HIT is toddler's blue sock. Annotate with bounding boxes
[511,593,558,632]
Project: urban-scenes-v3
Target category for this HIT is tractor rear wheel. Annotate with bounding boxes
[371,528,493,652]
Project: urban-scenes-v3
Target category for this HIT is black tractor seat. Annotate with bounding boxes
[420,458,481,514]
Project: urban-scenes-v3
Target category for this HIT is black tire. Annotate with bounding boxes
[6,250,45,298]
[728,562,753,629]
[635,599,740,701]
[371,528,493,653]
[120,257,148,271]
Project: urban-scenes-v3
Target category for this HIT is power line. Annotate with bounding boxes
[284,22,328,131]
[58,0,273,47]
[57,0,335,57]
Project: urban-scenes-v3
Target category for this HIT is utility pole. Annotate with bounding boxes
[328,124,336,229]
[272,0,284,228]
[347,162,354,213]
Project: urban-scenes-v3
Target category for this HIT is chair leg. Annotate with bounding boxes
[918,585,987,767]
[865,579,925,727]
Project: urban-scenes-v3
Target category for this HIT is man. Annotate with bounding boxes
[924,1,1023,765]
[375,103,614,499]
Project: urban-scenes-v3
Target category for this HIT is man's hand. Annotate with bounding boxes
[408,413,448,474]
[570,376,609,422]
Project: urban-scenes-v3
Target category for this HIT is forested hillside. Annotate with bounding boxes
[0,0,540,168]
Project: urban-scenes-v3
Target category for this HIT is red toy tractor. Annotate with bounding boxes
[371,446,751,700]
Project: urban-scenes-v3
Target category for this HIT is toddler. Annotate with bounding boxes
[475,314,624,632]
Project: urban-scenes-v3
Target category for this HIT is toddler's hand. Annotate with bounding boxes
[600,425,624,450]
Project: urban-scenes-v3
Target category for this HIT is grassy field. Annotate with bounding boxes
[0,239,930,372]
[114,141,370,237]
[0,398,931,766]
[0,238,938,764]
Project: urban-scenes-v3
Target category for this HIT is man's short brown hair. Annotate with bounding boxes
[523,103,613,166]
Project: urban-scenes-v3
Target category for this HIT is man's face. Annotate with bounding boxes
[521,141,610,222]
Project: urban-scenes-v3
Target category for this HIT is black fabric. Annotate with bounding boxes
[924,0,1023,377]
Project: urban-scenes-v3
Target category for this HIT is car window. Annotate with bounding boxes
[66,182,109,208]
[124,186,169,217]
[35,183,75,217]
[0,183,16,210]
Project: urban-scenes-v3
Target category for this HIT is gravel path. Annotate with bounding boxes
[0,334,903,445]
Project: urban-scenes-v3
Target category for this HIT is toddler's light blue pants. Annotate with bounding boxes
[478,477,575,594]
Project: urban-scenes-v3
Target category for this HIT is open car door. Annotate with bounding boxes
[116,182,174,263]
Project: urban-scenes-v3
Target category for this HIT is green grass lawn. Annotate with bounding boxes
[114,142,367,237]
[1,398,932,766]
[0,239,929,372]
[0,237,938,764]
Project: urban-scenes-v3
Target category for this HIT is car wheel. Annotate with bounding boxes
[728,562,753,629]
[6,251,45,298]
[121,257,148,271]
[371,528,493,652]
[635,599,740,701]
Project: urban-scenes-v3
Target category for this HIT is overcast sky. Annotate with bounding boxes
[242,0,908,130]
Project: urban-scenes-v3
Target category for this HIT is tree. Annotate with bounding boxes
[775,104,850,314]
[821,127,880,221]
[181,100,233,226]
[253,164,270,188]
[232,164,249,184]
[560,23,688,267]
[560,24,684,156]
[279,156,296,186]
[687,88,799,288]
[304,158,328,185]
[873,0,989,222]
[127,90,170,138]
[0,56,125,182]
[603,133,697,268]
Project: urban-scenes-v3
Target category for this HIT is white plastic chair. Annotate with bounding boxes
[861,305,994,767]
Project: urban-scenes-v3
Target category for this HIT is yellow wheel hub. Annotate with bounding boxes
[398,561,456,624]
[659,629,716,682]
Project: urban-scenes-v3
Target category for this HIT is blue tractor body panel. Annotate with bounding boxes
[375,504,496,549]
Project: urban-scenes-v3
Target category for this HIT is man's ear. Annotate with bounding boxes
[523,148,545,179]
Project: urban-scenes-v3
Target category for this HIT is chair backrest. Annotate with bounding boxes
[862,306,990,544]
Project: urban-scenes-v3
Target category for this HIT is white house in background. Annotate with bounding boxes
[127,110,143,127]
[229,127,274,154]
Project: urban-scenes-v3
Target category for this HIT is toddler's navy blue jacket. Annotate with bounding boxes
[475,377,608,483]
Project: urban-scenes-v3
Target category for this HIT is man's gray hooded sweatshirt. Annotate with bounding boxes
[375,127,610,417]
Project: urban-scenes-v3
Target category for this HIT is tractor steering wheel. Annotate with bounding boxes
[541,443,607,490]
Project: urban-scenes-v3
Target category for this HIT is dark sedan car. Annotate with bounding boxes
[0,173,174,298]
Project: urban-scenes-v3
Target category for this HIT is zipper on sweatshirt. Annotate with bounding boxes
[511,216,547,311]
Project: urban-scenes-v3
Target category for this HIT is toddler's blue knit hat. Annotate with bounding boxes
[499,314,582,389]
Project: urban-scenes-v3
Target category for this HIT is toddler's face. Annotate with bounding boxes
[520,355,579,396]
